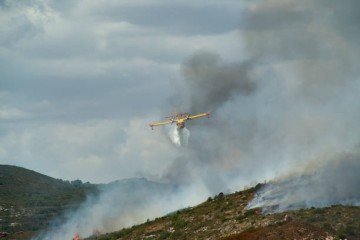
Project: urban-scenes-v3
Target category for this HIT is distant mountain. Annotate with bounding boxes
[0,165,99,239]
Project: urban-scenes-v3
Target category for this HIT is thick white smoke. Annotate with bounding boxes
[34,179,209,240]
[163,0,360,212]
[247,153,360,213]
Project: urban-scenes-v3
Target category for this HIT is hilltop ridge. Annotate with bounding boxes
[1,165,359,240]
[86,185,360,240]
[0,165,173,240]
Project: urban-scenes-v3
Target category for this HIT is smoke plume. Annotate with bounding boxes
[179,50,256,113]
[247,152,360,213]
[37,0,360,238]
[34,179,207,240]
[163,0,360,208]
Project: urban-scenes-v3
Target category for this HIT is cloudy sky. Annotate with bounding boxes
[1,0,359,188]
[0,0,247,182]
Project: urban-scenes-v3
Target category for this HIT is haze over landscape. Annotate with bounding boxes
[1,0,359,239]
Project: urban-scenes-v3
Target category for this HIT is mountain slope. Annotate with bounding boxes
[0,165,175,240]
[1,165,359,240]
[86,185,360,240]
[32,177,178,240]
[0,165,99,238]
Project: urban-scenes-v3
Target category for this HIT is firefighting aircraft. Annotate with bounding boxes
[149,111,210,130]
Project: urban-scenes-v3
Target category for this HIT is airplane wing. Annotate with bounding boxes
[188,112,211,120]
[149,120,173,129]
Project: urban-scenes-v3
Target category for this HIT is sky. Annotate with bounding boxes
[0,0,246,182]
[2,1,360,237]
[1,0,360,191]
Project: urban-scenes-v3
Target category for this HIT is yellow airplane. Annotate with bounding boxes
[149,111,211,130]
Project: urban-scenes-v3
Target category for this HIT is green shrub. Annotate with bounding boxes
[172,215,187,230]
[344,225,356,236]
[322,222,333,231]
[159,231,171,239]
[313,208,325,214]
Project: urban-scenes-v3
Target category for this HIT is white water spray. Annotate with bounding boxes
[168,126,190,147]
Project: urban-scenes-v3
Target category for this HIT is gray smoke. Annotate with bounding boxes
[239,0,360,211]
[180,50,256,113]
[248,152,360,213]
[36,0,360,238]
[160,49,258,192]
[162,0,360,206]
[34,178,206,240]
[160,50,258,192]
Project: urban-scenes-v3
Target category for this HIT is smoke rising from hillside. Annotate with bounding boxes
[238,0,360,212]
[160,49,259,193]
[36,0,360,238]
[164,0,360,207]
[35,179,207,240]
[247,153,360,212]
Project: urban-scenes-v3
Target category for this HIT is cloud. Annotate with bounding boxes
[0,120,122,182]
[0,0,249,185]
[0,106,28,120]
[0,117,185,183]
[87,2,243,35]
[0,0,246,126]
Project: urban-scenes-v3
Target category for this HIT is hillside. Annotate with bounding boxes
[1,165,359,240]
[86,184,360,240]
[0,165,99,239]
[0,165,174,240]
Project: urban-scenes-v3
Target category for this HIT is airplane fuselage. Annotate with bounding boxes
[176,120,186,129]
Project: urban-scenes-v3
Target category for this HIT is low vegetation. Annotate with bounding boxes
[1,165,359,240]
[87,186,360,240]
[0,165,99,239]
